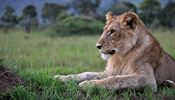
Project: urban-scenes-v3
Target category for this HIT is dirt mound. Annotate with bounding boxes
[0,65,24,93]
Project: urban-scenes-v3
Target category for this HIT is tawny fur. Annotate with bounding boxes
[54,11,175,91]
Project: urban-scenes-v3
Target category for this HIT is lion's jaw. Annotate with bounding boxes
[101,53,110,61]
[100,48,119,61]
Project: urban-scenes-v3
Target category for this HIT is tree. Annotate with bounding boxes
[110,2,137,15]
[22,5,37,18]
[139,0,160,27]
[0,6,18,31]
[71,0,100,17]
[160,1,175,28]
[21,5,38,33]
[42,3,67,24]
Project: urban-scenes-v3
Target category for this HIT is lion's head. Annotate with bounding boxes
[96,11,144,60]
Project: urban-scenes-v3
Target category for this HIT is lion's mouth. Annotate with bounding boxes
[101,50,115,55]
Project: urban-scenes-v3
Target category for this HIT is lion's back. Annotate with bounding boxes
[155,52,175,84]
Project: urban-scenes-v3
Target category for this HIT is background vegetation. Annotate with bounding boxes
[0,0,175,34]
[0,0,175,99]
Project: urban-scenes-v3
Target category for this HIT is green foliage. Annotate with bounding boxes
[72,0,100,16]
[22,5,37,18]
[140,0,160,11]
[139,0,160,27]
[1,86,36,100]
[21,5,38,33]
[110,2,137,15]
[160,1,175,28]
[51,16,104,36]
[56,12,69,21]
[42,3,67,24]
[0,6,18,30]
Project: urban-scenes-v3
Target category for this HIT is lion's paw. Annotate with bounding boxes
[53,75,71,82]
[79,80,96,89]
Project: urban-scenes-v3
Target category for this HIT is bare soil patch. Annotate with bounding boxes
[0,65,24,93]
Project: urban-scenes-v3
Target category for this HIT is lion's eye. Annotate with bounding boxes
[107,29,115,36]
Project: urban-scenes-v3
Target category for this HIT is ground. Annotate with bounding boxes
[0,30,175,99]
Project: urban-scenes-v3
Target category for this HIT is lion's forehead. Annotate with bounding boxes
[104,21,121,31]
[104,16,123,31]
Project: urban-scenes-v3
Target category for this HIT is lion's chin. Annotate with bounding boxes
[101,53,111,61]
[100,49,117,61]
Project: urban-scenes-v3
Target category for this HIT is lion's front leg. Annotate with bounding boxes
[53,71,107,83]
[79,74,157,91]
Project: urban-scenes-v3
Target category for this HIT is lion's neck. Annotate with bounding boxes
[106,53,136,76]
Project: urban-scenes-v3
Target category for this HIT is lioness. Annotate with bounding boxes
[54,11,175,91]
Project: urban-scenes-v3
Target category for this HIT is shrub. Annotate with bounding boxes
[50,16,104,36]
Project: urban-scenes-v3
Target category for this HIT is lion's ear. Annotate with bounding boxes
[106,11,113,22]
[122,12,138,29]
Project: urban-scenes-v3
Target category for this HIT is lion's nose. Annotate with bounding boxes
[96,43,103,49]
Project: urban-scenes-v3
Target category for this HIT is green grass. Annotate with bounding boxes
[0,30,175,99]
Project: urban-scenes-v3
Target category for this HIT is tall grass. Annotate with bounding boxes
[0,30,175,99]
